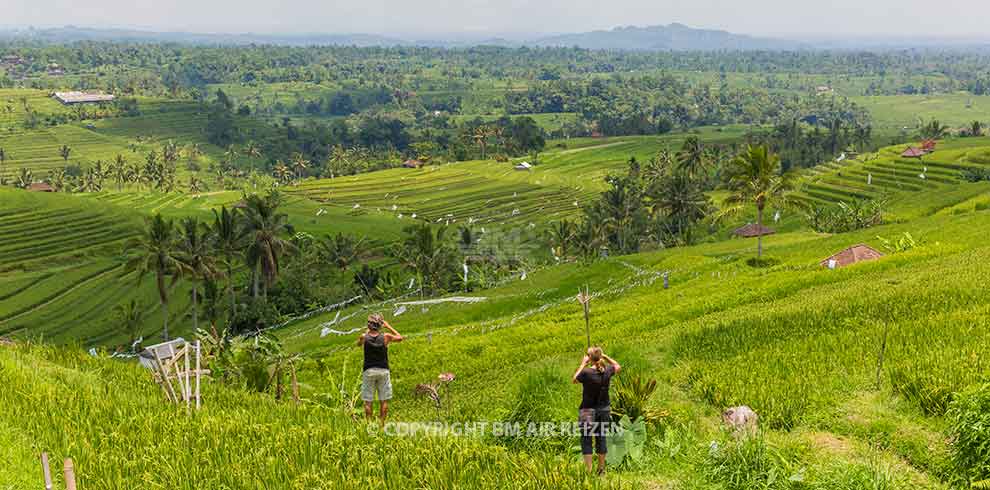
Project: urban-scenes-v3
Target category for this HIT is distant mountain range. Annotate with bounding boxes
[0,26,407,47]
[3,24,979,51]
[533,23,803,51]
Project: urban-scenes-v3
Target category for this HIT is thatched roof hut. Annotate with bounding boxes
[403,159,424,169]
[821,244,883,269]
[733,223,775,238]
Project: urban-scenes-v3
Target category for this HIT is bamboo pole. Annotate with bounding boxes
[152,349,179,403]
[185,343,191,409]
[41,452,53,490]
[577,286,591,349]
[195,340,201,410]
[63,458,77,490]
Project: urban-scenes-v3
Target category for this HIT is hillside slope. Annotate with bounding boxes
[5,199,990,487]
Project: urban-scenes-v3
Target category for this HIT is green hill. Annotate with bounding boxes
[4,186,990,487]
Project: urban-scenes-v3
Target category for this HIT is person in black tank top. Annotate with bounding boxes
[572,346,621,475]
[358,313,403,422]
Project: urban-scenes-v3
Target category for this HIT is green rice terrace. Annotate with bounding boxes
[4,132,990,488]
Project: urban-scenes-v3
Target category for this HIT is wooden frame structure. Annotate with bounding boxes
[141,339,209,410]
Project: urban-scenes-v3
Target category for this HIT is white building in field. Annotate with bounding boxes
[53,91,115,105]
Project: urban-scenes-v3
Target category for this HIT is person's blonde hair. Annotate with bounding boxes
[588,346,606,373]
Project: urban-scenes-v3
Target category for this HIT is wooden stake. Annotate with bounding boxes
[40,452,53,490]
[63,458,77,490]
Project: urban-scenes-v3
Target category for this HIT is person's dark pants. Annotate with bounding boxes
[579,407,611,455]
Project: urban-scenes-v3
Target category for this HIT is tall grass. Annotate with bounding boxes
[0,343,624,489]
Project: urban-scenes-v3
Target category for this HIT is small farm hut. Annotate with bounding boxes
[26,182,54,192]
[821,244,883,269]
[403,159,424,169]
[733,223,775,238]
[514,161,533,171]
[901,147,925,159]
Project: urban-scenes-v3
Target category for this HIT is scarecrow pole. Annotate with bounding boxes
[577,285,591,349]
[875,322,890,390]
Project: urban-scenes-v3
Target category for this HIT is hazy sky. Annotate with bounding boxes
[4,0,988,39]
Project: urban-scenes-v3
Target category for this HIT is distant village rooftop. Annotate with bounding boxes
[53,91,115,105]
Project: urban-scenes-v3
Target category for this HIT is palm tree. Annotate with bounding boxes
[14,168,32,189]
[188,176,205,194]
[392,223,459,296]
[644,147,675,184]
[76,168,101,193]
[243,141,262,159]
[59,144,71,164]
[124,214,186,340]
[920,119,949,140]
[472,126,493,159]
[46,167,67,192]
[720,145,803,260]
[677,136,707,178]
[210,206,248,315]
[243,193,294,299]
[162,140,180,168]
[273,161,292,184]
[650,171,710,244]
[178,217,220,334]
[223,145,239,166]
[969,121,983,137]
[113,299,145,347]
[186,143,202,162]
[290,153,309,181]
[327,145,350,178]
[318,233,366,271]
[546,220,577,260]
[111,154,128,191]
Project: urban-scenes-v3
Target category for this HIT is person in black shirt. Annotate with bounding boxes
[572,346,621,475]
[358,313,403,422]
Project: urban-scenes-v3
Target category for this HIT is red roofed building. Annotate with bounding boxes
[26,182,54,192]
[901,147,925,159]
[821,244,884,269]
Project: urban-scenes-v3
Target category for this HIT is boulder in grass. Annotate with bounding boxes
[722,405,758,436]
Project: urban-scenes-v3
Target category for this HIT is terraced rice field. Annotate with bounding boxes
[0,90,250,181]
[0,189,194,345]
[0,88,74,130]
[795,137,990,219]
[79,189,406,242]
[290,130,749,229]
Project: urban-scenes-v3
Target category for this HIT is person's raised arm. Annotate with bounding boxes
[357,333,366,347]
[383,320,403,344]
[603,354,621,375]
[572,355,590,384]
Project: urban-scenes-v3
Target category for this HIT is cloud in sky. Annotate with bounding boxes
[4,0,987,39]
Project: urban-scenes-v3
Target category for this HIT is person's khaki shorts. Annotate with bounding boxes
[361,368,392,402]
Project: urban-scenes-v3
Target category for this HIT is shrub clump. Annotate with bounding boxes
[947,384,990,484]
